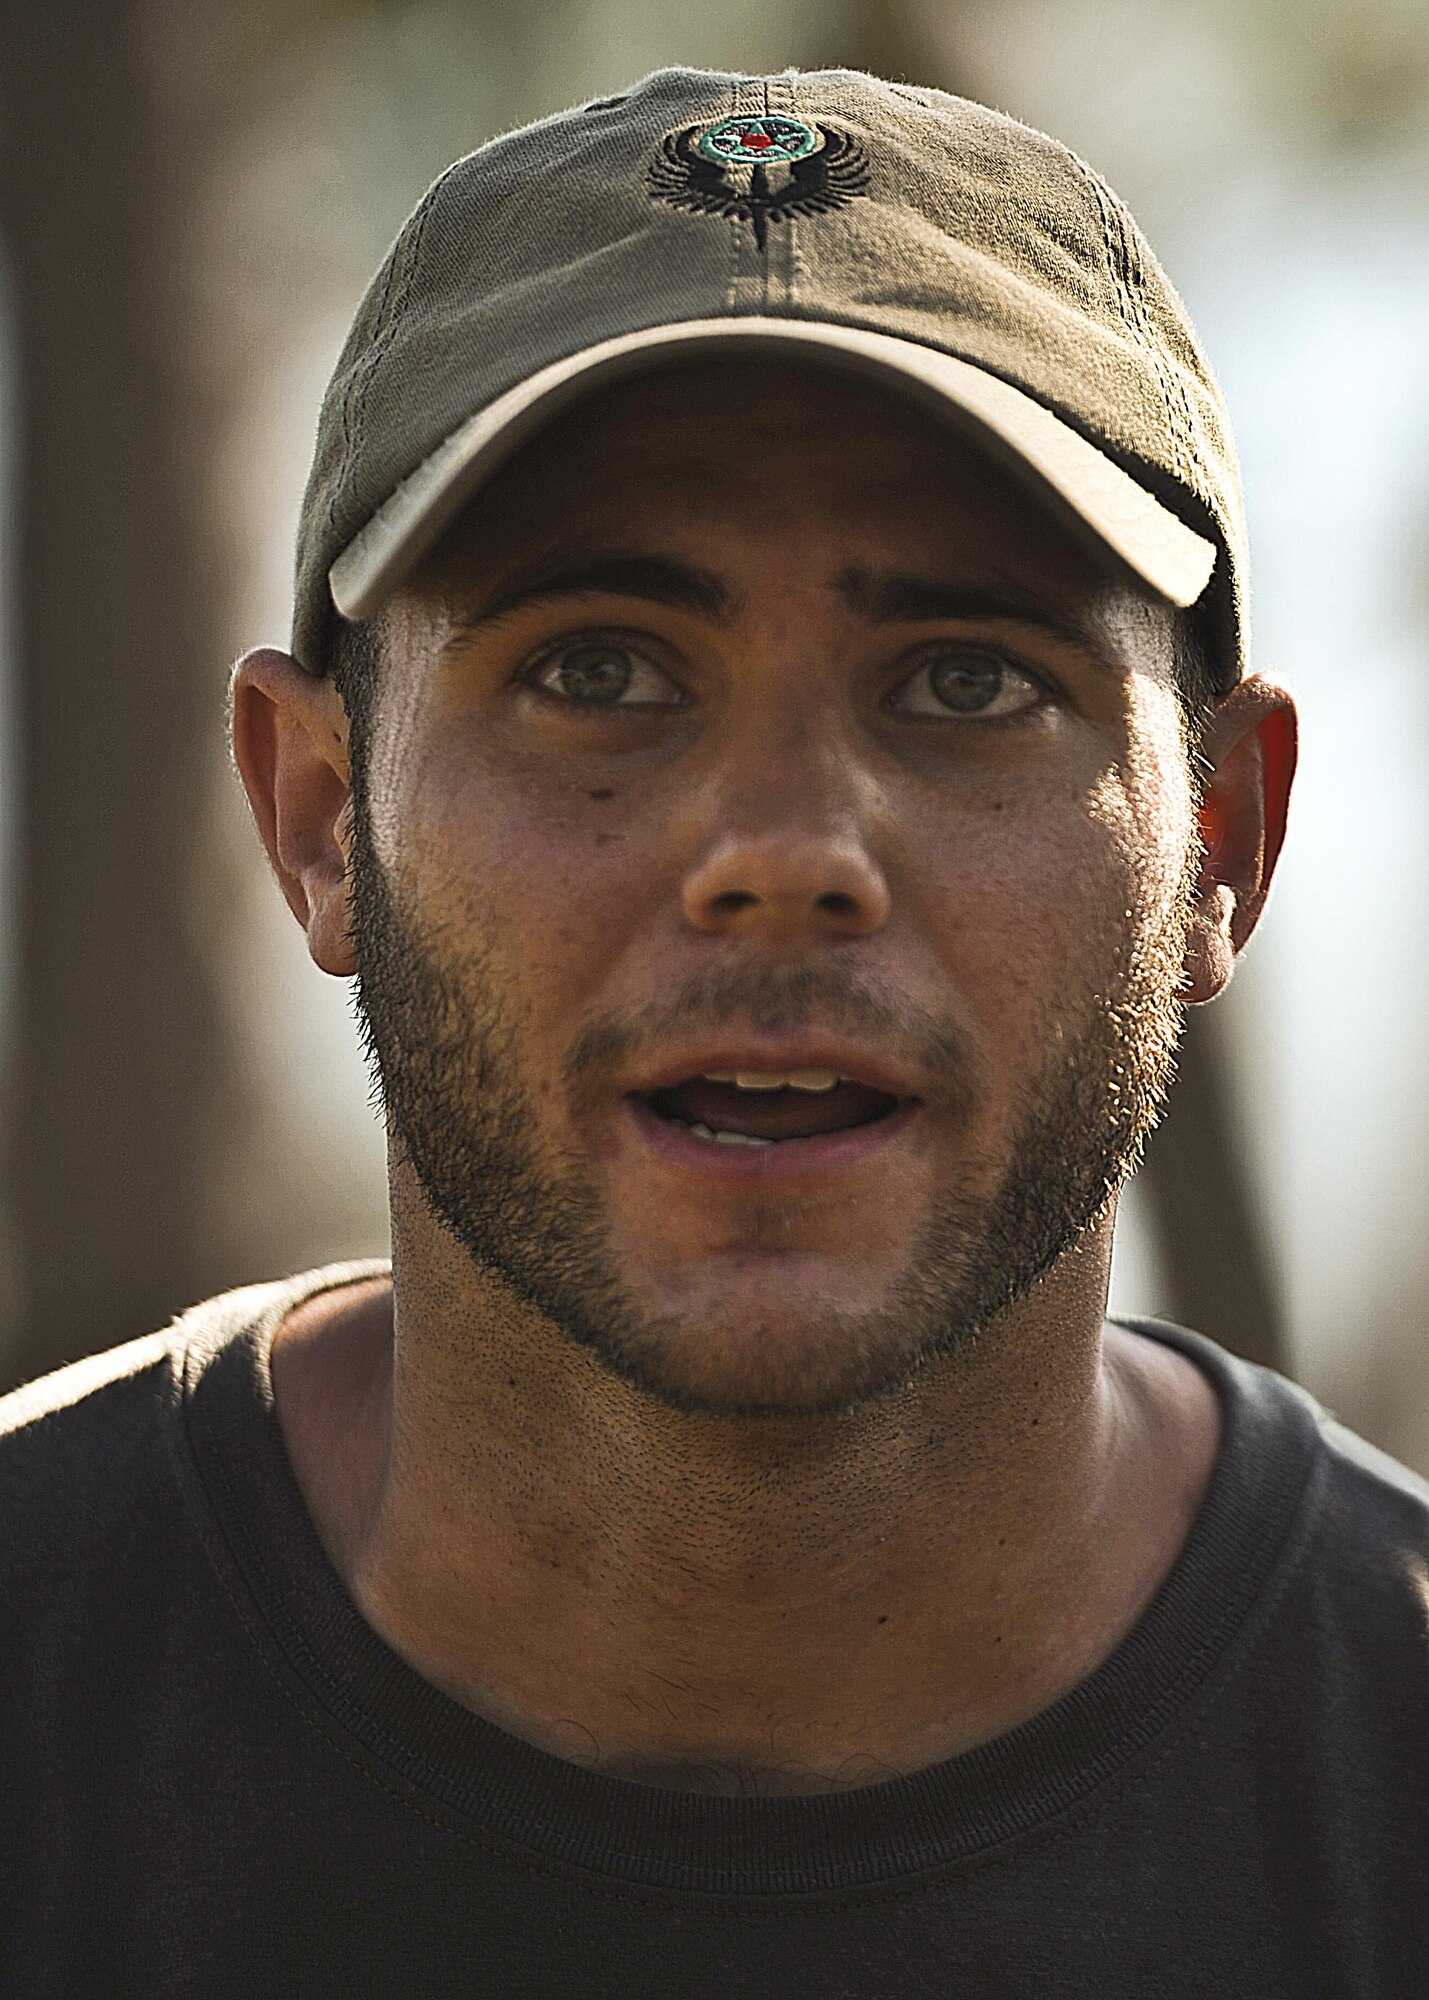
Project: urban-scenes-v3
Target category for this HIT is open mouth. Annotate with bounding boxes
[641,1074,905,1149]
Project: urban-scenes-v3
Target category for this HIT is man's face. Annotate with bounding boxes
[348,358,1201,1417]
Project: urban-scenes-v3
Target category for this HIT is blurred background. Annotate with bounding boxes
[0,0,1426,1471]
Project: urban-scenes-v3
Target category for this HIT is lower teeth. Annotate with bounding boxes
[669,1117,778,1148]
[656,1110,890,1148]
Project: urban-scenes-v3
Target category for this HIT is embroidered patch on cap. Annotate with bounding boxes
[695,115,819,165]
[648,120,870,252]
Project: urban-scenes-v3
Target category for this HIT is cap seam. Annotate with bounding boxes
[1069,153,1199,499]
[1107,195,1180,479]
[727,76,768,302]
[761,76,775,305]
[328,241,402,535]
[764,73,785,303]
[328,230,408,537]
[770,73,801,303]
[883,81,948,114]
[348,172,447,492]
[1111,190,1204,500]
[333,161,462,539]
[720,78,744,311]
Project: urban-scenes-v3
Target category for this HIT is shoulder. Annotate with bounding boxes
[1115,1315,1429,1653]
[0,1326,183,1547]
[0,1313,209,1704]
[0,1265,388,1595]
[1304,1410,1429,1591]
[0,1275,281,1496]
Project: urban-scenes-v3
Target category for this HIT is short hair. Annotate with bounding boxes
[1171,606,1221,775]
[328,613,385,817]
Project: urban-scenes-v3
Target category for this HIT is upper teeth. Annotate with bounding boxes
[699,1070,846,1091]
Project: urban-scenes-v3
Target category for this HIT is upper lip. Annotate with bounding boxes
[626,1040,923,1102]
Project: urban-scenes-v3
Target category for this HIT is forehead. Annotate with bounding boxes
[410,355,1179,675]
[453,357,1070,548]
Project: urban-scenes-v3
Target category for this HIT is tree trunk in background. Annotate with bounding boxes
[0,0,229,1388]
[1139,1005,1288,1371]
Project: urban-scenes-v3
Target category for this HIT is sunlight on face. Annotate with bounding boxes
[348,358,1200,1415]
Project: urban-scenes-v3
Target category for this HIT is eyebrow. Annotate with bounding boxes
[444,550,1113,665]
[447,552,741,640]
[834,566,1110,657]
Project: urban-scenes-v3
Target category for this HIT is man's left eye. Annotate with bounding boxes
[524,638,680,707]
[891,645,1045,720]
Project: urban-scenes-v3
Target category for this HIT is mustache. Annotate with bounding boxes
[562,959,986,1123]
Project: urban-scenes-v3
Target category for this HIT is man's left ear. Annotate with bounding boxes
[1182,678,1298,1004]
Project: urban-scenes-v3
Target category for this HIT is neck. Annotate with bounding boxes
[271,1180,1220,1796]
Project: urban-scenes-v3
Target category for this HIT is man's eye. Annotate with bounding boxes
[892,645,1045,720]
[523,638,680,708]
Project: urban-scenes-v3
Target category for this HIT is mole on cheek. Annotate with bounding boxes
[588,788,617,802]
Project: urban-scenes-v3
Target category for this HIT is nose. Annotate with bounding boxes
[680,743,892,944]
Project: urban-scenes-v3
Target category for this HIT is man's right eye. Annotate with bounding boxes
[522,636,683,708]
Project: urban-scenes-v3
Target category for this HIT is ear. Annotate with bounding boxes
[230,647,357,977]
[1182,676,1298,1004]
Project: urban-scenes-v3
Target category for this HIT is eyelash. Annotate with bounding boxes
[519,630,681,709]
[516,629,1057,719]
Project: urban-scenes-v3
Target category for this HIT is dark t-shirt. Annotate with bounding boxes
[2,1260,1427,1998]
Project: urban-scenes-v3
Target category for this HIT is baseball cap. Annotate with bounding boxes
[293,67,1249,691]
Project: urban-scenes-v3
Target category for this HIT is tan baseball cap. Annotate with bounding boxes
[294,67,1249,690]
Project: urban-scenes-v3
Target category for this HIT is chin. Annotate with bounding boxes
[586,1303,950,1421]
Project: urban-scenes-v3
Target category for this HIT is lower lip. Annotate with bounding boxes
[624,1094,922,1180]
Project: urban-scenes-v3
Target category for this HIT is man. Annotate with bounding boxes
[2,64,1425,1998]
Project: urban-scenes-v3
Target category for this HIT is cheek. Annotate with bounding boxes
[923,783,1156,1046]
[395,725,581,902]
[395,737,653,1019]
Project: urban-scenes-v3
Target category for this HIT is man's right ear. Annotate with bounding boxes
[229,647,357,977]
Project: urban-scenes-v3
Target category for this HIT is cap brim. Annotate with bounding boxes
[328,316,1217,624]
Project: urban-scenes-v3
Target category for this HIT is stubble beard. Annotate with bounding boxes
[348,807,1196,1419]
